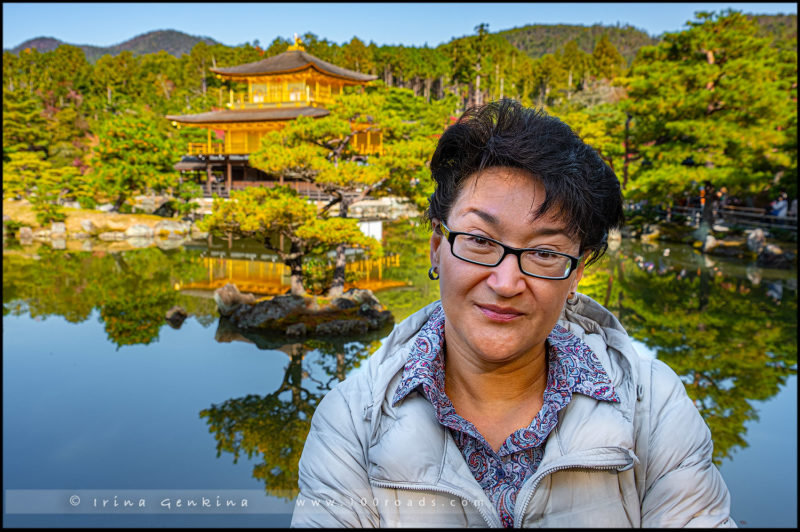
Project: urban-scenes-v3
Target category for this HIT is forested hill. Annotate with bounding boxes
[7,15,793,64]
[497,13,796,63]
[498,23,657,63]
[752,13,797,49]
[7,30,219,63]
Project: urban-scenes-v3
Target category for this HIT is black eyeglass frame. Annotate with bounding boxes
[438,221,582,280]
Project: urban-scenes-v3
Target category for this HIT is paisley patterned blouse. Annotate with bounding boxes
[392,302,619,527]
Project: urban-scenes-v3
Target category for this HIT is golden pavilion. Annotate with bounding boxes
[166,38,379,197]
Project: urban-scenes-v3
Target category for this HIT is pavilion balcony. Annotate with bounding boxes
[184,128,383,157]
[223,88,338,110]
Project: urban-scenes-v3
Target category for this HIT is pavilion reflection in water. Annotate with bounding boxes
[175,253,406,296]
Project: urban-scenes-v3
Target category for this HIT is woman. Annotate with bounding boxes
[292,100,734,528]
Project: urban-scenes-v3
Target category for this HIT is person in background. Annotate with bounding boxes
[292,99,734,528]
[771,192,788,218]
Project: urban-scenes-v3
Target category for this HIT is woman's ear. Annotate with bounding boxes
[430,219,442,268]
[570,260,585,295]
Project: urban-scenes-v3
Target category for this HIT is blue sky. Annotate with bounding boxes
[3,2,796,50]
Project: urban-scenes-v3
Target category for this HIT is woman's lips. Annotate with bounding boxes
[477,304,524,322]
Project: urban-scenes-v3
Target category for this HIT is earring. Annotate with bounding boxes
[428,266,439,280]
[566,292,578,306]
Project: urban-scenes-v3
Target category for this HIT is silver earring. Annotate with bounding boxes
[428,266,439,280]
[566,292,578,306]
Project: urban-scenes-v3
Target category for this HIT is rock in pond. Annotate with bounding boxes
[213,284,394,337]
[81,219,97,234]
[214,283,257,317]
[757,244,794,269]
[125,224,154,238]
[165,306,188,329]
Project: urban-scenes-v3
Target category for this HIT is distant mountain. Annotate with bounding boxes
[496,14,796,63]
[749,14,797,50]
[497,23,658,63]
[6,29,219,62]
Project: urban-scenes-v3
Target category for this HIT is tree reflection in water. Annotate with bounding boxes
[2,245,212,347]
[580,241,797,464]
[200,319,391,500]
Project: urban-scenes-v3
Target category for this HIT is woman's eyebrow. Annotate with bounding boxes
[463,209,570,238]
[463,208,499,226]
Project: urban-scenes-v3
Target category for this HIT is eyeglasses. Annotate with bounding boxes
[438,221,582,280]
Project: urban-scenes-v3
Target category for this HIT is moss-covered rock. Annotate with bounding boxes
[213,284,394,337]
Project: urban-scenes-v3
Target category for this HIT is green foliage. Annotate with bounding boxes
[199,186,316,241]
[620,10,797,202]
[591,34,627,79]
[198,186,380,295]
[251,86,446,212]
[549,103,626,171]
[2,86,48,159]
[301,256,362,296]
[580,242,797,464]
[377,218,441,322]
[499,23,657,64]
[199,332,382,499]
[90,105,182,210]
[2,247,208,347]
[3,151,48,199]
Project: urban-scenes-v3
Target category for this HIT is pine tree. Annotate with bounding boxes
[620,10,797,203]
[90,105,183,211]
[591,34,627,80]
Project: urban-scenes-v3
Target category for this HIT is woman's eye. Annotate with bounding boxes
[532,250,558,261]
[467,236,492,246]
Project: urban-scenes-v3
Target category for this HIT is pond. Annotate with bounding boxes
[3,219,797,527]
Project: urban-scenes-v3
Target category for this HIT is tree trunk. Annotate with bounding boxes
[201,58,207,97]
[567,69,573,100]
[113,194,126,212]
[326,242,347,299]
[623,112,631,189]
[287,254,306,297]
[494,63,500,100]
[327,197,352,298]
[475,74,481,106]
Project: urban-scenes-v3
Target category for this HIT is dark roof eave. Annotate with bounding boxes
[166,106,330,125]
[209,50,377,82]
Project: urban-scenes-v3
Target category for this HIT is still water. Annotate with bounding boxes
[3,220,797,527]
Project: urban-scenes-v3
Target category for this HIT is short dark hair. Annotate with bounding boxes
[426,99,624,267]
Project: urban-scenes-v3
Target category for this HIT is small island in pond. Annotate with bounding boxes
[214,283,394,337]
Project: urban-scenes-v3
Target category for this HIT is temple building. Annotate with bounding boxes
[166,39,379,197]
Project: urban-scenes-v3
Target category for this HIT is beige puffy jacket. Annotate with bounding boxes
[291,294,735,527]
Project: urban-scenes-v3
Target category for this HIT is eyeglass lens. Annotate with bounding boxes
[452,234,572,278]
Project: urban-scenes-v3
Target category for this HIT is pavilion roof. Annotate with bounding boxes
[209,50,377,82]
[166,106,329,124]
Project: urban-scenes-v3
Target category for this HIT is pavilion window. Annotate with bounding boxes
[267,82,281,102]
[251,83,267,103]
[288,82,305,102]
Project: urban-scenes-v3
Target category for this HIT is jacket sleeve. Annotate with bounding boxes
[291,383,380,528]
[640,358,736,528]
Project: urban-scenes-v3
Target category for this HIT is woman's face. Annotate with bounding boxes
[430,166,584,366]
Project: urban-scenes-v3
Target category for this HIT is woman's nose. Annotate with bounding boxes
[485,253,526,297]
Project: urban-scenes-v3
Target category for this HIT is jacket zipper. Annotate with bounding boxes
[371,450,634,528]
[513,449,635,528]
[370,479,501,527]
